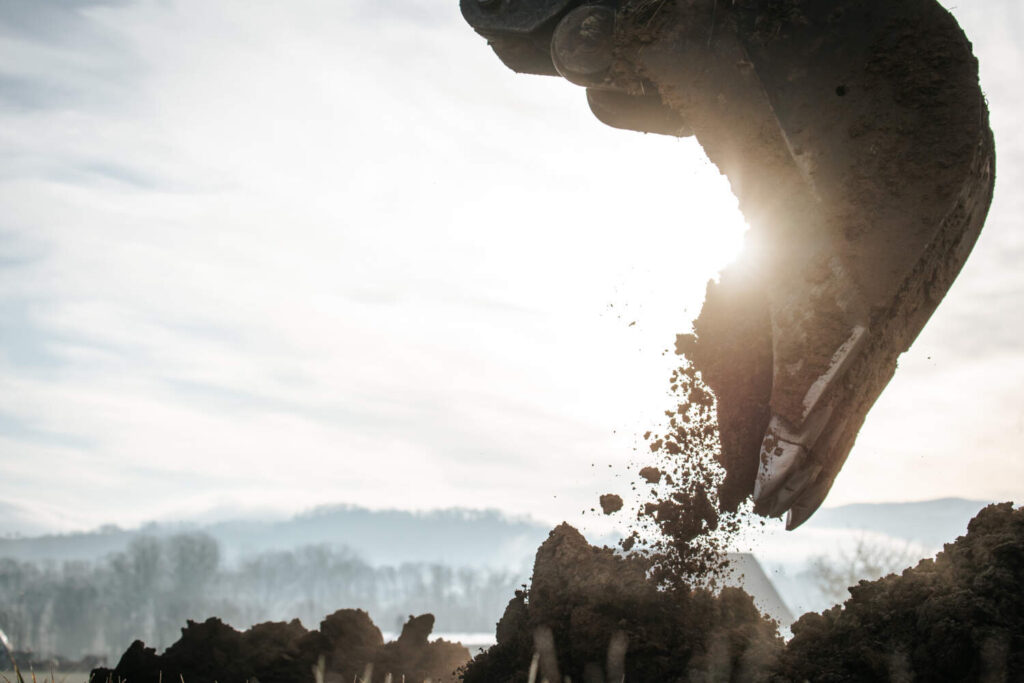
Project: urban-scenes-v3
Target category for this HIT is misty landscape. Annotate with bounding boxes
[0,498,996,669]
[0,507,547,663]
[2,0,1024,680]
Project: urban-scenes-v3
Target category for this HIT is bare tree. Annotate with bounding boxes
[806,536,923,605]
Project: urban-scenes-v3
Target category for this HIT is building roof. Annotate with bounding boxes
[722,553,795,627]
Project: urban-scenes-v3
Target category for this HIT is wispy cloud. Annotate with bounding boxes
[0,0,1021,534]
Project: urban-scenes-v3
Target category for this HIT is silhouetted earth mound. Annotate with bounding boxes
[775,502,1024,682]
[91,610,468,683]
[90,503,1023,682]
[465,504,1023,681]
[461,523,782,682]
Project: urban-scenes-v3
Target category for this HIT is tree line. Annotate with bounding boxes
[0,532,521,662]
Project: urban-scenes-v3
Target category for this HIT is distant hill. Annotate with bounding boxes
[0,498,998,572]
[803,498,994,549]
[206,505,556,567]
[0,501,78,538]
[0,505,555,570]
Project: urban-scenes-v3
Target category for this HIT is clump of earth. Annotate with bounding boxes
[91,611,468,683]
[598,493,623,514]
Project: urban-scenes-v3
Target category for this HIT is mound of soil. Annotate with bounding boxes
[461,523,782,682]
[91,610,468,683]
[776,502,1024,682]
[465,503,1024,682]
[87,504,1022,682]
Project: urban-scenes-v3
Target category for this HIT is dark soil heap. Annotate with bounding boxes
[91,610,468,683]
[463,503,1024,682]
[775,502,1024,682]
[461,523,782,682]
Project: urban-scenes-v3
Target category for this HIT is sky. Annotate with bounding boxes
[0,0,1021,538]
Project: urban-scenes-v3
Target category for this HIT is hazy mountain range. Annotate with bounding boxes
[0,504,556,570]
[800,497,996,549]
[0,498,995,570]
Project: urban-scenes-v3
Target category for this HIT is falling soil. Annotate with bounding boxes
[91,611,469,683]
[638,466,662,484]
[598,493,624,514]
[614,357,756,589]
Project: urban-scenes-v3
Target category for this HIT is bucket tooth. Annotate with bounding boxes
[785,473,835,531]
[753,405,831,516]
[753,435,805,511]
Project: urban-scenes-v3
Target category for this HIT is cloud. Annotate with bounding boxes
[0,0,1022,532]
[0,0,134,41]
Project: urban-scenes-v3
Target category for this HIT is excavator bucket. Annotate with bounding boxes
[461,0,994,528]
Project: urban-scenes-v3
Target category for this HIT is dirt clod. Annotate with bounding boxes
[638,466,662,484]
[599,493,624,514]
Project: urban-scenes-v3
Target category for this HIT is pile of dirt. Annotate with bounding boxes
[465,503,1024,682]
[461,523,782,682]
[91,610,469,683]
[776,502,1024,681]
